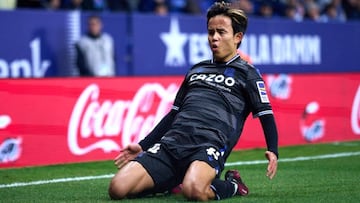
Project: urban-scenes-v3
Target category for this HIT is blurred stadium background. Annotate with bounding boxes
[0,0,360,169]
[1,1,360,202]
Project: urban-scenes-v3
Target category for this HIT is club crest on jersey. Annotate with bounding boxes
[256,81,270,103]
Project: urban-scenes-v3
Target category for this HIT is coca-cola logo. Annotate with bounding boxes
[67,83,178,155]
[351,85,360,135]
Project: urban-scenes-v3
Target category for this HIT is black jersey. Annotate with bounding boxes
[160,54,273,159]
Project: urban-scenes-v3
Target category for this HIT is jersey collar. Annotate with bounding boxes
[211,54,240,65]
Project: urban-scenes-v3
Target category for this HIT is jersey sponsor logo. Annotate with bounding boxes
[190,73,236,87]
[256,81,270,103]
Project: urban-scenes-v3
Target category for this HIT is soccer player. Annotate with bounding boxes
[108,1,278,201]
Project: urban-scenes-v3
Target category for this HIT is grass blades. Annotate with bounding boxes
[1,141,360,202]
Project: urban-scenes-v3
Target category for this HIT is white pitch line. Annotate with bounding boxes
[0,174,114,189]
[225,151,360,166]
[1,151,360,189]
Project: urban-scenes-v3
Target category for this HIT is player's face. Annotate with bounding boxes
[208,15,242,62]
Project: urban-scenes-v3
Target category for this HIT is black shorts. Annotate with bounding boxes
[134,143,225,194]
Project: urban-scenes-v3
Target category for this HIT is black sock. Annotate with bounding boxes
[210,179,237,200]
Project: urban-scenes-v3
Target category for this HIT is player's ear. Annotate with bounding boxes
[234,32,243,45]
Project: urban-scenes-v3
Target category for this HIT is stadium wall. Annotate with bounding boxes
[0,10,359,77]
[1,74,360,168]
[0,10,359,168]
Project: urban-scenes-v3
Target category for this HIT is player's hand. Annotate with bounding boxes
[265,151,278,179]
[114,143,143,169]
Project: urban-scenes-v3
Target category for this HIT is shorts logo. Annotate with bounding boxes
[147,143,161,154]
[256,81,270,103]
[206,147,220,161]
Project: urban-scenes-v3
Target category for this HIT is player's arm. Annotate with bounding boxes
[259,114,278,157]
[245,67,279,179]
[114,108,178,169]
[114,143,143,169]
[139,76,188,151]
[138,108,177,150]
[114,78,187,169]
[114,76,189,170]
[259,114,278,179]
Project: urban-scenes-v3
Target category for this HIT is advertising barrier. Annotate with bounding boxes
[132,14,360,75]
[1,74,359,168]
[0,10,359,77]
[0,10,128,77]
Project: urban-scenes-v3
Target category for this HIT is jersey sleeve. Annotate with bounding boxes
[172,75,188,110]
[245,67,273,118]
[139,75,189,150]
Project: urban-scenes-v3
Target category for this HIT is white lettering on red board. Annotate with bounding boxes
[351,85,360,135]
[68,83,178,155]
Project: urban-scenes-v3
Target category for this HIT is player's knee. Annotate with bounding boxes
[182,181,209,201]
[108,178,127,200]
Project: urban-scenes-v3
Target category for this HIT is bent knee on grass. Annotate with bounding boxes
[182,179,215,201]
[182,161,217,201]
[108,161,154,199]
[108,176,129,200]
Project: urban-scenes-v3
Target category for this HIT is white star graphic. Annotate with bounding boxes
[160,17,188,67]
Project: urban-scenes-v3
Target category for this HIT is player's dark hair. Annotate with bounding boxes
[206,1,248,35]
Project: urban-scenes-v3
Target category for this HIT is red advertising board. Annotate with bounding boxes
[1,74,359,168]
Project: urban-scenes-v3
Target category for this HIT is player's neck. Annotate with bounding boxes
[212,54,239,65]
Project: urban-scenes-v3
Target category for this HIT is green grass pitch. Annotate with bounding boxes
[1,141,360,202]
